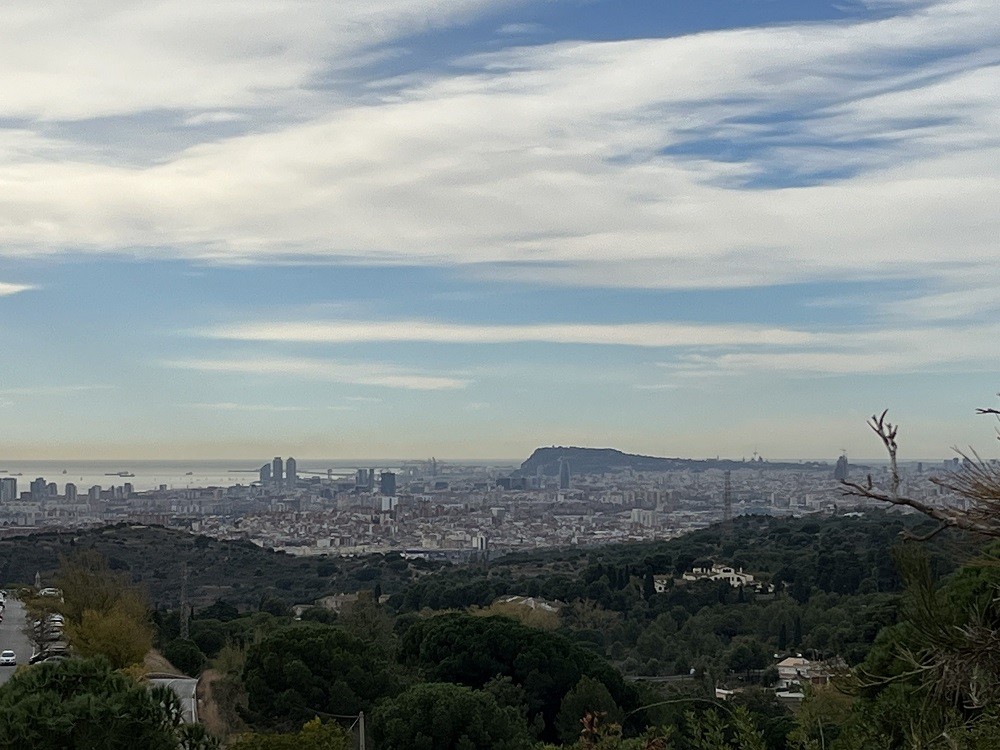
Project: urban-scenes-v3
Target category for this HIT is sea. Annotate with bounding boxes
[0,460,419,493]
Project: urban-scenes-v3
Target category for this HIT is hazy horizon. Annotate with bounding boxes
[0,452,957,466]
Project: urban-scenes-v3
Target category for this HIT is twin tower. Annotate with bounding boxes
[259,456,297,487]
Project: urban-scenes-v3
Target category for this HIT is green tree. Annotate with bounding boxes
[163,638,208,677]
[54,549,145,624]
[228,718,351,750]
[643,571,656,601]
[839,546,1000,747]
[47,549,155,669]
[242,624,401,728]
[372,682,534,750]
[724,638,769,674]
[679,707,767,750]
[786,686,853,749]
[399,612,639,741]
[337,590,395,656]
[556,676,623,745]
[68,602,154,669]
[0,657,214,750]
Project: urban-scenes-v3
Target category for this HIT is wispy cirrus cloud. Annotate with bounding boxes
[200,320,819,347]
[0,384,113,396]
[163,356,468,391]
[186,401,358,412]
[0,282,35,296]
[0,0,995,295]
[650,323,1000,380]
[0,0,524,120]
[185,402,310,413]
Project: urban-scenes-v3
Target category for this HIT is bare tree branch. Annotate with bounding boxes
[902,523,953,543]
[841,406,1000,538]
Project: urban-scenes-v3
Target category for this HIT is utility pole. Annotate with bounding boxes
[180,561,190,640]
[358,711,366,750]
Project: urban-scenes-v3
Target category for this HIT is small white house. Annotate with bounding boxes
[682,564,755,588]
[775,657,832,689]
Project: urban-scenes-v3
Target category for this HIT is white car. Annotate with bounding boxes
[0,650,16,666]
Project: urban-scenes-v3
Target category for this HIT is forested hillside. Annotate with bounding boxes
[0,523,444,609]
[394,512,974,676]
[1,510,996,748]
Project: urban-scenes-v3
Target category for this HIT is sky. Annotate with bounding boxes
[1,0,998,461]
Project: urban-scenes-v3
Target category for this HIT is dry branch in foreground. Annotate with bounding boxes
[841,408,1000,540]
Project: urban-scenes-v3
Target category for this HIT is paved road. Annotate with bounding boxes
[148,676,200,723]
[0,598,33,685]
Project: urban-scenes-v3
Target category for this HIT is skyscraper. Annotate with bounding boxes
[380,471,396,496]
[558,457,571,490]
[65,483,78,503]
[272,456,284,485]
[30,477,47,502]
[0,477,16,502]
[286,457,297,488]
[833,454,849,482]
[259,463,271,484]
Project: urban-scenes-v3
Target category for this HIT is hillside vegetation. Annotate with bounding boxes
[0,523,443,610]
[1,510,995,748]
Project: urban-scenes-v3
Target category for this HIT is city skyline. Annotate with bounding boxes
[1,0,998,460]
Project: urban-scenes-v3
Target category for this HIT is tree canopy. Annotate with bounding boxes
[228,718,352,750]
[399,612,640,741]
[0,657,215,750]
[242,623,402,728]
[372,682,535,750]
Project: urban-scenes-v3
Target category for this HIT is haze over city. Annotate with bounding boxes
[1,0,998,460]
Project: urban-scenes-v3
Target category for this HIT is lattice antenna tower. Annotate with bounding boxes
[723,470,733,525]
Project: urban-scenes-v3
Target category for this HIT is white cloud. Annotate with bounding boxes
[653,324,1000,377]
[163,356,469,390]
[186,401,358,412]
[0,282,35,296]
[201,320,819,347]
[0,0,524,120]
[182,112,246,127]
[0,0,995,294]
[0,384,112,395]
[185,402,309,413]
[882,275,1000,322]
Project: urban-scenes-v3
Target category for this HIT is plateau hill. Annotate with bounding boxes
[520,446,828,476]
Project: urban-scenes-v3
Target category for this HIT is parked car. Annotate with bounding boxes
[0,650,16,666]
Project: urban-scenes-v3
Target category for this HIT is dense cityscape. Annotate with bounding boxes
[0,451,969,556]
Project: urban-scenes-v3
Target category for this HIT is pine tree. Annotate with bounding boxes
[642,570,655,601]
